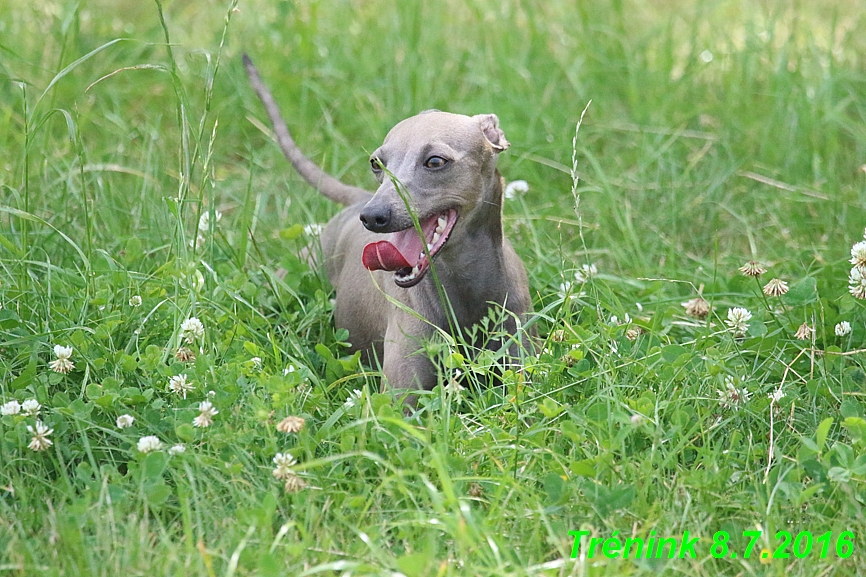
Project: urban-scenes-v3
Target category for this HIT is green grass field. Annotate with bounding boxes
[2,0,866,575]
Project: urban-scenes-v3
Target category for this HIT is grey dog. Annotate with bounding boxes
[244,56,532,399]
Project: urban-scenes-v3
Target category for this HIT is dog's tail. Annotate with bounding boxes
[243,54,373,206]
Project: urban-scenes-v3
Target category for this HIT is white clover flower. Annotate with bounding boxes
[303,223,324,236]
[795,322,814,341]
[27,421,53,451]
[169,444,186,456]
[682,297,710,319]
[504,179,529,200]
[180,317,205,343]
[725,307,752,337]
[189,234,206,250]
[343,389,363,409]
[768,387,785,403]
[137,435,162,453]
[630,414,645,426]
[445,369,464,396]
[835,321,852,337]
[54,344,73,358]
[129,295,142,307]
[272,452,297,480]
[169,374,194,399]
[849,266,866,300]
[276,416,305,434]
[21,399,40,417]
[198,210,223,232]
[558,282,587,302]
[574,263,598,283]
[1,400,22,416]
[283,365,296,376]
[283,473,307,493]
[251,357,263,371]
[49,345,74,374]
[738,261,766,277]
[175,347,196,362]
[116,414,135,429]
[718,376,751,410]
[193,401,218,428]
[762,278,789,297]
[851,241,866,267]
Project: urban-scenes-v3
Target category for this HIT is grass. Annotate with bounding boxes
[1,0,866,575]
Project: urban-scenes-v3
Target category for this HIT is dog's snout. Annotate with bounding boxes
[360,206,392,233]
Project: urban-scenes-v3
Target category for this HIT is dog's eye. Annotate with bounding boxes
[424,156,448,169]
[370,158,383,172]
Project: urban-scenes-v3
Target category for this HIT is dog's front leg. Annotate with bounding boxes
[381,318,438,405]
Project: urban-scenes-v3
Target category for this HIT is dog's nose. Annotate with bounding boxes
[360,207,392,233]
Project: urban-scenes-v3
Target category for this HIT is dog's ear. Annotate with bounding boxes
[474,114,510,152]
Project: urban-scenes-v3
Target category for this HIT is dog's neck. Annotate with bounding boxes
[407,172,508,326]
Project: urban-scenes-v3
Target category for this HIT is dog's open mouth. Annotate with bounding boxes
[361,209,458,287]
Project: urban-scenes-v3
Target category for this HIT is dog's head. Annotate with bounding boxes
[360,111,509,287]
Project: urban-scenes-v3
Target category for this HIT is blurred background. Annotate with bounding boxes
[1,0,865,291]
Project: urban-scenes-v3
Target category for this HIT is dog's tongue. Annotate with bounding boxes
[362,225,427,272]
[362,241,411,271]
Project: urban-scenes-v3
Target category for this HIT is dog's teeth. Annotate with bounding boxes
[431,232,441,245]
[427,243,434,251]
[437,216,447,231]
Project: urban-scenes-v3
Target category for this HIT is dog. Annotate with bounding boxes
[244,55,532,399]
